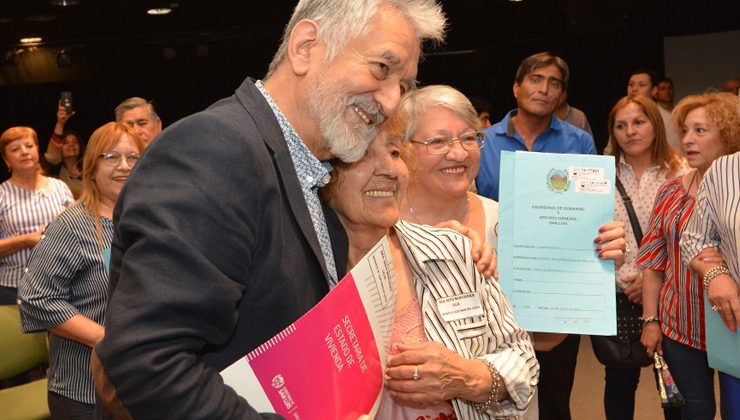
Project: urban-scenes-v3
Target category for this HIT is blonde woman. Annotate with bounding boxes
[639,92,740,418]
[0,126,72,304]
[19,122,143,419]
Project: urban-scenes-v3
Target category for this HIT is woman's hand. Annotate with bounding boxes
[623,273,643,304]
[24,229,44,248]
[641,322,662,356]
[56,100,75,126]
[696,247,726,267]
[384,342,497,407]
[594,220,626,269]
[435,220,496,279]
[708,274,740,331]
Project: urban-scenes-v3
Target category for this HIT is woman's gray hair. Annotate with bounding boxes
[399,85,480,140]
[265,0,446,78]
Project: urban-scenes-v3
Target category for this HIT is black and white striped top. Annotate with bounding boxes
[681,152,740,284]
[18,203,113,404]
[394,220,539,419]
[0,178,72,289]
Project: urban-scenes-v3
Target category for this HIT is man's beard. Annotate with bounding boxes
[308,76,384,163]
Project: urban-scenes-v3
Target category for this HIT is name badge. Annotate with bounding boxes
[436,292,484,323]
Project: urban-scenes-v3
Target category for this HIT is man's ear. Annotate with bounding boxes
[286,19,322,77]
[650,86,658,99]
[512,82,520,100]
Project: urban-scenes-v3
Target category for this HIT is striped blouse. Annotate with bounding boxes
[18,203,113,405]
[681,152,740,284]
[0,177,73,289]
[614,157,688,290]
[394,220,538,419]
[636,178,705,350]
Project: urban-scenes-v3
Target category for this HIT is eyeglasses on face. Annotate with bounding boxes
[98,152,140,167]
[408,131,486,155]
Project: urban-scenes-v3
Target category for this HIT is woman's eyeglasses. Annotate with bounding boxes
[408,131,486,155]
[98,152,140,167]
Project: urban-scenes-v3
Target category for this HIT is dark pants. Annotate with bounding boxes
[48,391,94,420]
[536,333,580,420]
[719,372,740,420]
[0,285,17,305]
[661,336,715,419]
[603,365,681,420]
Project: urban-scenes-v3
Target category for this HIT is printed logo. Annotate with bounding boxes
[546,168,570,193]
[271,374,285,389]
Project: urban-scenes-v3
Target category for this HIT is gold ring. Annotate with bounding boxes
[412,365,420,381]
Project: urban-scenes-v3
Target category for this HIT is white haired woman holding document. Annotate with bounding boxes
[322,110,627,419]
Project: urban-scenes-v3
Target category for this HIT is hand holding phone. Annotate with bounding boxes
[61,91,73,113]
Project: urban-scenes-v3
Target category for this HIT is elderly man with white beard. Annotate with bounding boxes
[92,1,446,418]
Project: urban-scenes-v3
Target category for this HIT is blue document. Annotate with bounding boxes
[498,151,616,335]
[704,295,740,378]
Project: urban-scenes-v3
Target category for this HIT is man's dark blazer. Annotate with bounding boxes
[95,78,348,419]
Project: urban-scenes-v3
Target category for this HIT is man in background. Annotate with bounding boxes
[724,76,740,95]
[655,76,675,111]
[476,52,595,420]
[114,97,163,147]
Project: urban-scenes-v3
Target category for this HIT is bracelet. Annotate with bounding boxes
[640,315,659,325]
[473,359,502,413]
[703,266,731,291]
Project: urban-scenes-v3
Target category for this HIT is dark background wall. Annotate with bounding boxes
[1,0,738,181]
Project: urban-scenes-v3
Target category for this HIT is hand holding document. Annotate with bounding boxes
[221,237,396,419]
[498,151,616,335]
[704,295,740,377]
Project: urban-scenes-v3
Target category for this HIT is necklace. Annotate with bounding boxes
[407,193,470,225]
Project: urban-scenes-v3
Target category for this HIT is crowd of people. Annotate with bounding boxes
[1,1,739,419]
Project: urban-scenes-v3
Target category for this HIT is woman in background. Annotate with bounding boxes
[602,95,688,420]
[639,92,740,419]
[0,126,72,305]
[44,100,84,198]
[681,95,740,418]
[19,122,143,419]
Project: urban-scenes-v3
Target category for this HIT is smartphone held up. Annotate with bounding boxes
[61,91,73,113]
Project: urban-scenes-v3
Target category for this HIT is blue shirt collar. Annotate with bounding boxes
[499,109,563,138]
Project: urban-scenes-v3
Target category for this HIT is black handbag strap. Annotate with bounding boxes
[616,177,644,245]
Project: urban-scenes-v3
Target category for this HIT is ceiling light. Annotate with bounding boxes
[19,37,43,44]
[147,7,172,15]
[49,0,79,6]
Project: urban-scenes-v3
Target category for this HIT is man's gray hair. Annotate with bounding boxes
[114,97,160,122]
[265,0,446,79]
[399,85,480,140]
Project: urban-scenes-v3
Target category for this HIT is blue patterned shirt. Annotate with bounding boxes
[255,80,338,286]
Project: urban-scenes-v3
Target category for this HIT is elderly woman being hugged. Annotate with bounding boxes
[322,116,539,419]
[18,122,143,419]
